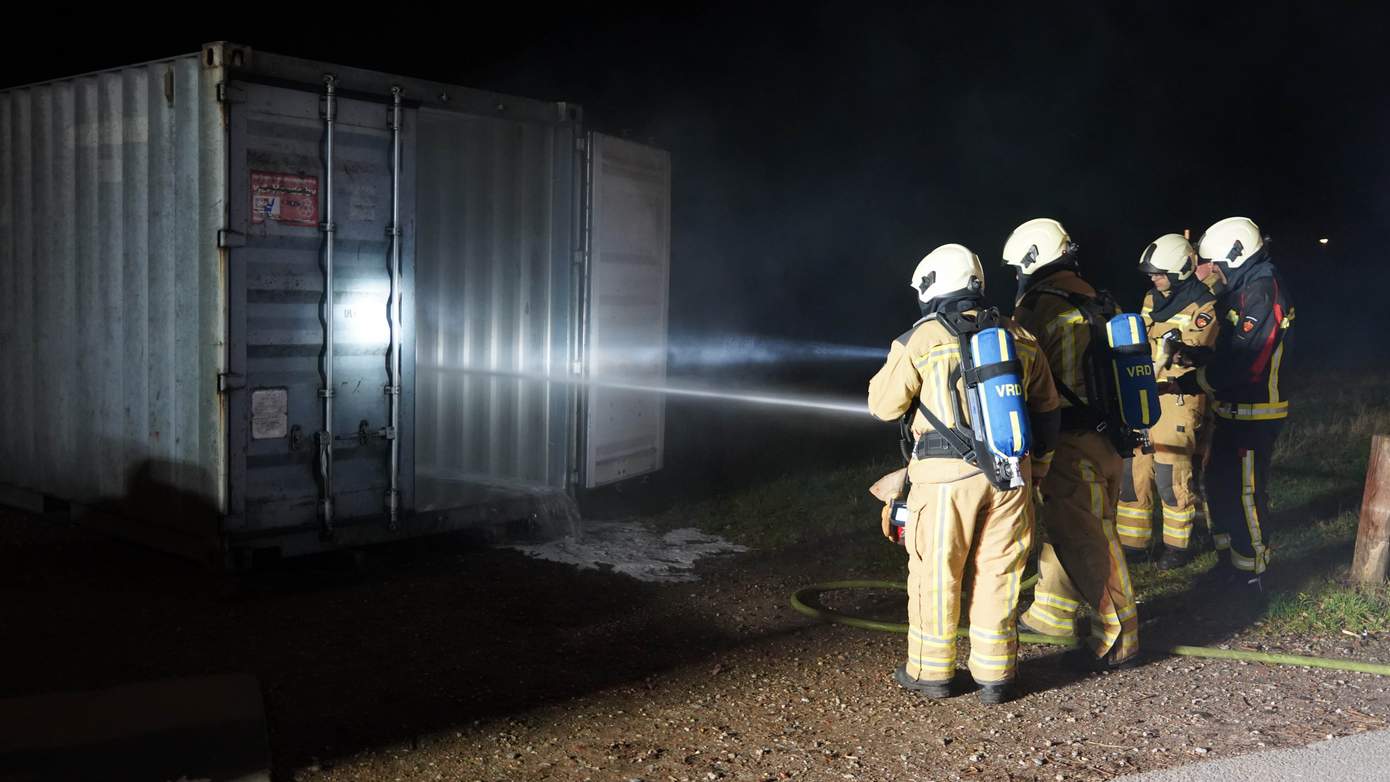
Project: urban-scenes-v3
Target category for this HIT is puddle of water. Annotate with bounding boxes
[504,521,749,583]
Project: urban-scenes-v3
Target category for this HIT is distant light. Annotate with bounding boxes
[1319,237,1330,245]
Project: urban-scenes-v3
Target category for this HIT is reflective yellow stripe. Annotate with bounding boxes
[909,629,955,647]
[935,484,950,636]
[1161,507,1197,521]
[1025,610,1076,633]
[1080,460,1103,519]
[1230,550,1257,571]
[1034,591,1081,609]
[1129,316,1141,344]
[1215,401,1289,421]
[999,332,1012,362]
[1009,411,1023,452]
[1268,342,1284,404]
[1087,455,1137,612]
[1098,605,1139,623]
[935,362,950,424]
[1029,604,1078,625]
[969,626,1014,642]
[1139,389,1151,423]
[1116,524,1151,538]
[1092,619,1120,644]
[1241,450,1264,548]
[1048,308,1087,402]
[914,344,961,369]
[1213,533,1231,550]
[1117,505,1152,520]
[908,656,956,669]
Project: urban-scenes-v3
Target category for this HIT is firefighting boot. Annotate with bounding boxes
[1155,545,1194,571]
[894,666,968,699]
[1122,546,1151,566]
[1062,645,1141,673]
[977,681,1017,706]
[1232,572,1268,612]
[1195,555,1236,589]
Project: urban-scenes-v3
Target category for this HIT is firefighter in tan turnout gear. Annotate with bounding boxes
[1006,219,1142,670]
[868,244,1061,705]
[1117,235,1220,570]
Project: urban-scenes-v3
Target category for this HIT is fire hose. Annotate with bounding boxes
[790,580,1390,676]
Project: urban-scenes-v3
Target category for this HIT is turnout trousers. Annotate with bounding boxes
[1021,431,1140,662]
[903,470,1034,686]
[1205,417,1282,574]
[1118,393,1206,551]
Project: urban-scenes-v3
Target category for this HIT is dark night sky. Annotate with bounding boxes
[7,3,1388,364]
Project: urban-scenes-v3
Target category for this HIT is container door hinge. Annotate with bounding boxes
[218,229,246,248]
[218,372,246,393]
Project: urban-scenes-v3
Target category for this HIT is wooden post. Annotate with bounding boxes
[1352,434,1390,585]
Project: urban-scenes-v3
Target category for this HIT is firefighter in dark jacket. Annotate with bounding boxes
[1161,217,1293,594]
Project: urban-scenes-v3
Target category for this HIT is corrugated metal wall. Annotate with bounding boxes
[414,108,574,506]
[0,57,225,518]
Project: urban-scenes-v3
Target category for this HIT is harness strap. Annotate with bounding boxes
[969,360,1023,384]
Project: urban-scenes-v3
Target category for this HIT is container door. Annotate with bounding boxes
[582,133,671,488]
[225,79,414,534]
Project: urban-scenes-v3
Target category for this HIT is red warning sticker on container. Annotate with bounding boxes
[251,171,320,227]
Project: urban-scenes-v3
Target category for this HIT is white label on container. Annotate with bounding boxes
[349,184,379,223]
[251,388,289,440]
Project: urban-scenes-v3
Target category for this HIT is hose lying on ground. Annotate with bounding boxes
[790,580,1390,676]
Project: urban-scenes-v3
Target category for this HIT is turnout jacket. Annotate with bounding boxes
[1140,280,1220,383]
[1175,256,1293,421]
[868,308,1061,483]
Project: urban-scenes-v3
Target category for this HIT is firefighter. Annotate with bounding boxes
[1005,218,1141,670]
[868,243,1061,705]
[1117,234,1220,569]
[1161,217,1293,595]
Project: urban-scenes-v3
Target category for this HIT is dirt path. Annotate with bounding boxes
[5,509,1390,782]
[304,551,1390,782]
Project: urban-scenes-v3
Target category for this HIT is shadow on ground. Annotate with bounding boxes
[0,512,803,779]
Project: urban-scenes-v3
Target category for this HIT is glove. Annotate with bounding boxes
[880,503,895,541]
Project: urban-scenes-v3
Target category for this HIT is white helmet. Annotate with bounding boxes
[1002,218,1076,273]
[1138,233,1197,281]
[1197,217,1264,270]
[909,243,985,304]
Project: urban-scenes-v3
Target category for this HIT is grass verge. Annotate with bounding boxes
[651,370,1390,637]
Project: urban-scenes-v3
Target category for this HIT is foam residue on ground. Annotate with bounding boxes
[504,521,749,582]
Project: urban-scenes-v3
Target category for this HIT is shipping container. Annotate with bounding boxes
[0,42,671,563]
